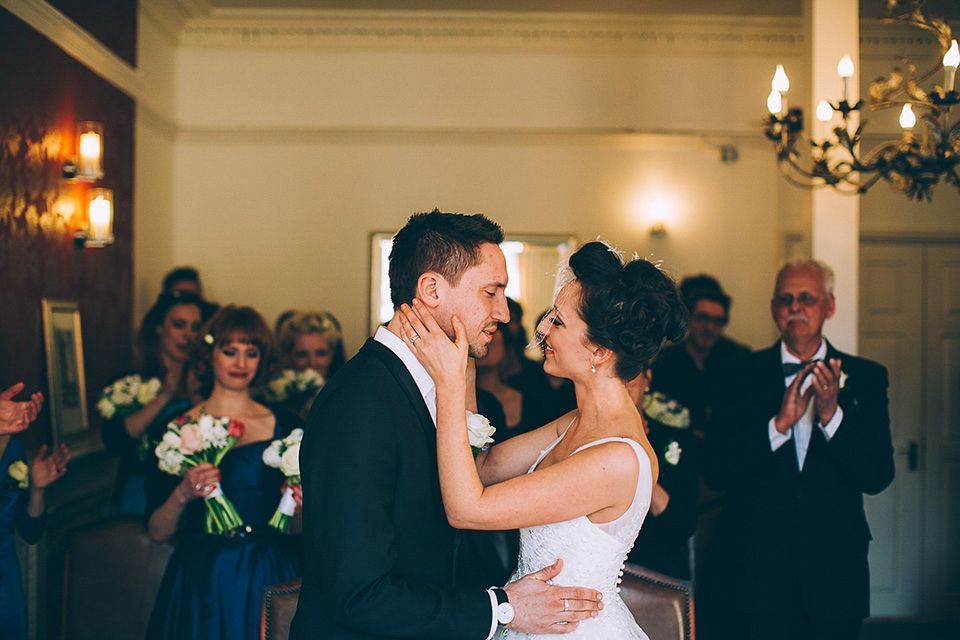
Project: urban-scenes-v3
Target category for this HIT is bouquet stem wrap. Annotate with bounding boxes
[204,481,245,534]
[267,480,300,532]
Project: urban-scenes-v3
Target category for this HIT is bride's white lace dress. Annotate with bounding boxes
[496,429,652,640]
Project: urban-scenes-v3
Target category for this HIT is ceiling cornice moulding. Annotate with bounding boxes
[175,11,807,56]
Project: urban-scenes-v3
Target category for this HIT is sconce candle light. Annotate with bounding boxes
[63,121,104,182]
[76,188,114,247]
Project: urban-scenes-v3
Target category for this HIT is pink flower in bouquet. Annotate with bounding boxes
[179,424,202,454]
[227,419,245,439]
[174,415,190,426]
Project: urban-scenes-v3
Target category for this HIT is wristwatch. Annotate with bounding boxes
[492,588,515,625]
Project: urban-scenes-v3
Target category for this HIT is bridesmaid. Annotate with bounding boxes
[101,290,211,514]
[275,310,345,379]
[145,305,303,640]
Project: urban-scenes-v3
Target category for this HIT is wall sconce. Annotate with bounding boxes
[649,198,669,237]
[62,121,104,182]
[74,188,114,247]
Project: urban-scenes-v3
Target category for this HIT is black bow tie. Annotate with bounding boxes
[783,359,821,377]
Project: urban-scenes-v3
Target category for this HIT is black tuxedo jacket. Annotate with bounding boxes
[289,339,491,640]
[704,340,894,621]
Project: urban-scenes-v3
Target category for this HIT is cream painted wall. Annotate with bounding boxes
[166,26,796,354]
[133,11,960,358]
[134,11,178,317]
[172,131,782,353]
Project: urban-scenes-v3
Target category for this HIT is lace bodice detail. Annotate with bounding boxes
[497,429,652,639]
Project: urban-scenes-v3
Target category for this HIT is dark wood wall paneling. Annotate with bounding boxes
[0,4,137,638]
[0,4,135,453]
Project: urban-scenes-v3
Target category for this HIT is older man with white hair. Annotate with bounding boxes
[703,259,895,640]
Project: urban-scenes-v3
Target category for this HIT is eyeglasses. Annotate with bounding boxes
[692,312,728,326]
[773,292,821,308]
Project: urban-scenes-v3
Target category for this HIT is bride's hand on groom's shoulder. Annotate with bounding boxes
[502,559,603,634]
[398,300,468,385]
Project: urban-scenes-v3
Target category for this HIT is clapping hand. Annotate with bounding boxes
[774,361,817,434]
[811,358,842,423]
[0,383,44,435]
[30,444,70,489]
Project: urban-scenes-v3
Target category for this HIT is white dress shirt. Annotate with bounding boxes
[768,339,844,470]
[374,326,501,639]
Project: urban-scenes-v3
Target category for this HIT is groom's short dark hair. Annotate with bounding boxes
[389,209,503,309]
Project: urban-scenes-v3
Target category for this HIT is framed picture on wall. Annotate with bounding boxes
[41,299,89,448]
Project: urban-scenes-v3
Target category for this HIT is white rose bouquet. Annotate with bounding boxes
[264,369,324,418]
[6,460,29,490]
[262,428,303,532]
[642,391,690,429]
[96,375,162,420]
[154,412,246,535]
[466,411,496,457]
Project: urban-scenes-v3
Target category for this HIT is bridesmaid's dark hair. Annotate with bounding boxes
[137,290,213,380]
[570,242,688,381]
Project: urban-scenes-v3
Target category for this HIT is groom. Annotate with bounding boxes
[290,211,602,640]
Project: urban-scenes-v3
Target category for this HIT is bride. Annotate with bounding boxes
[399,241,687,639]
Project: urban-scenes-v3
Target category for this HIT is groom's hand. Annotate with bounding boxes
[502,558,602,634]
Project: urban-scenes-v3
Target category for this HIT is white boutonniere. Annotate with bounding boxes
[663,441,682,466]
[6,461,29,490]
[465,411,496,456]
[838,371,848,390]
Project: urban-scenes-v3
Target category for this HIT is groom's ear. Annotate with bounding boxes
[416,272,444,309]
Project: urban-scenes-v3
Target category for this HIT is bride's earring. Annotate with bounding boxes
[591,361,596,373]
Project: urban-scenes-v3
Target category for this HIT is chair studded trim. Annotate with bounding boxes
[261,577,302,640]
[621,563,695,640]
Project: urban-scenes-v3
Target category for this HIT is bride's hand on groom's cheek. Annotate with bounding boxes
[398,301,468,378]
[502,558,603,634]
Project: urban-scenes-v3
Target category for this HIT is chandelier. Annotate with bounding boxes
[763,1,959,201]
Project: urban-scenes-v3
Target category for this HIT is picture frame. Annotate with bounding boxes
[41,299,89,448]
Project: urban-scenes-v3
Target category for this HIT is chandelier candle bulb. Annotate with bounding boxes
[767,89,783,115]
[837,55,854,102]
[772,65,790,92]
[899,104,916,130]
[945,40,959,92]
[816,100,833,122]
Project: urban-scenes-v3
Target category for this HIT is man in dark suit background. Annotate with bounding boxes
[290,211,602,640]
[704,259,894,640]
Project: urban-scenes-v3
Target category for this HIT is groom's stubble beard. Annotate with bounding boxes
[435,307,493,359]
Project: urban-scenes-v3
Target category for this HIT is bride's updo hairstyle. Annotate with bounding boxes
[570,242,687,382]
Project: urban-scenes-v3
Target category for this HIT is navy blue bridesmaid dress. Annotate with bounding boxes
[0,436,46,640]
[145,408,303,640]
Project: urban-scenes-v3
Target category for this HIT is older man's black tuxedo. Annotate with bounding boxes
[704,340,894,627]
[289,339,492,640]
